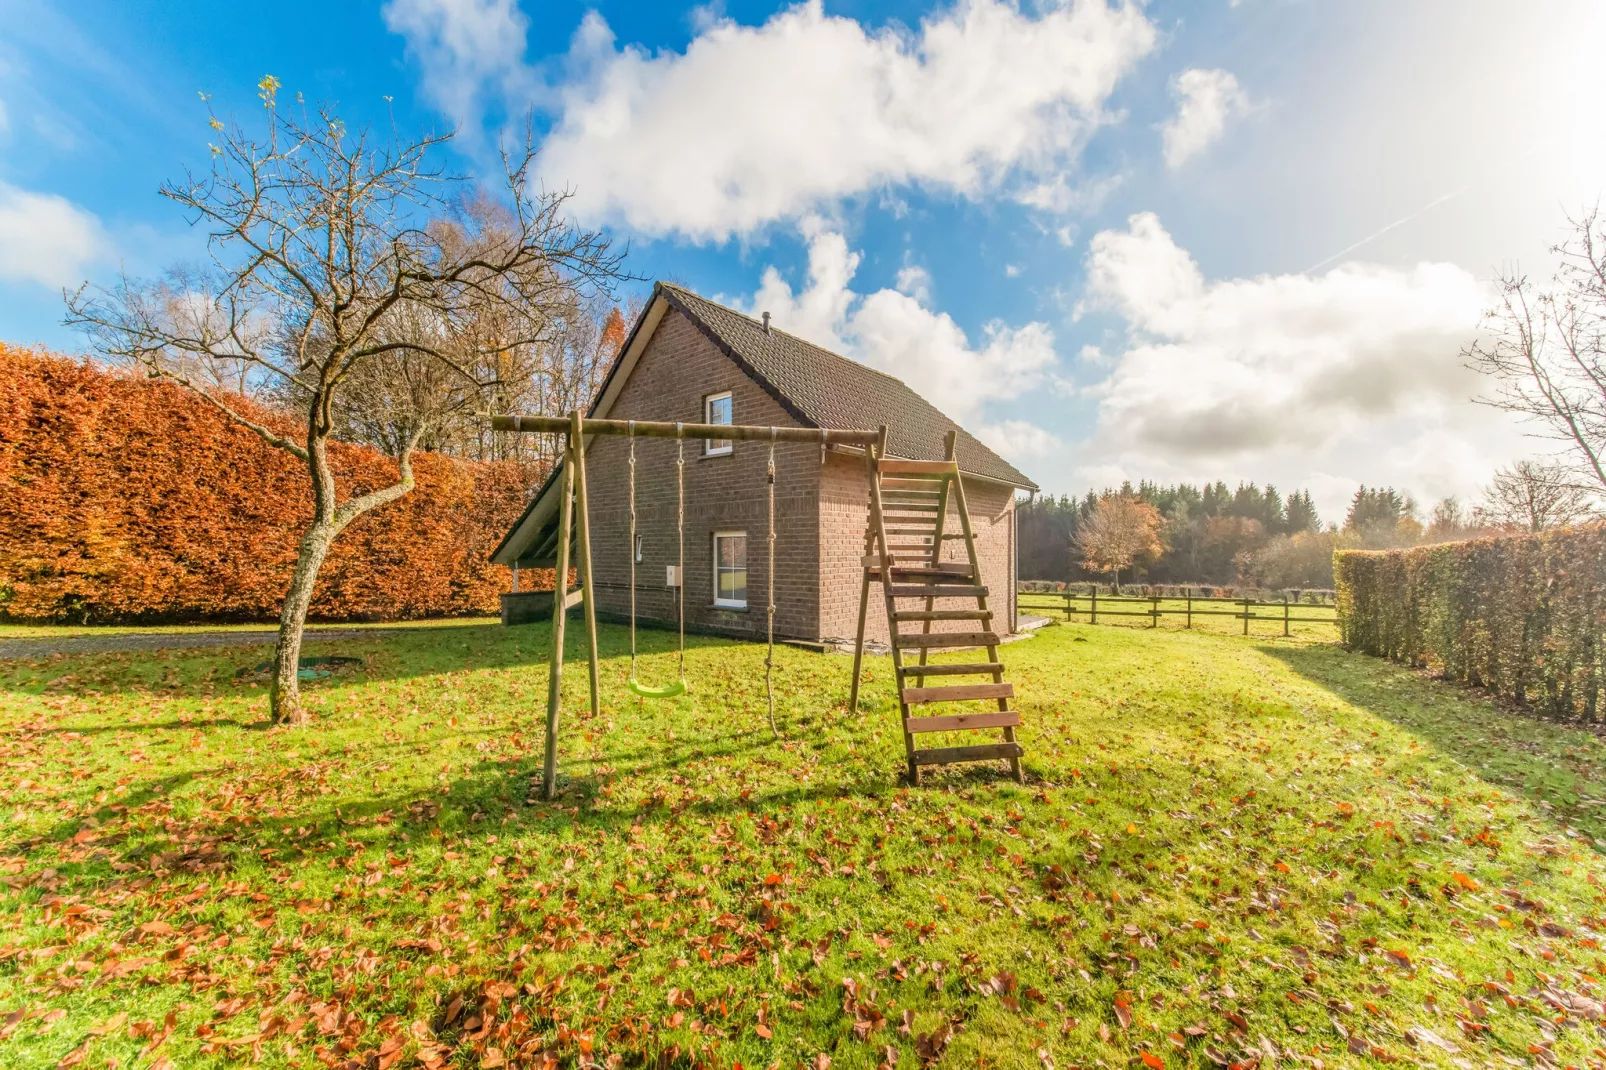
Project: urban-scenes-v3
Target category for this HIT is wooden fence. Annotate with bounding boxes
[1017,590,1339,637]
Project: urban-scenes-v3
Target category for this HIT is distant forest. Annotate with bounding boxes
[1019,481,1440,588]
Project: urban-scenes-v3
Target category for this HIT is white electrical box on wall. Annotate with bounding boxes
[665,564,681,588]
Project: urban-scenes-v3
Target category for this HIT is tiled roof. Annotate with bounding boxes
[658,283,1036,489]
[490,282,1038,564]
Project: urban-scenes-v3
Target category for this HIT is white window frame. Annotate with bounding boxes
[704,391,733,456]
[713,530,748,609]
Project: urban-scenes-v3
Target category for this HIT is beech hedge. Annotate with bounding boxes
[1334,526,1606,721]
[0,344,551,623]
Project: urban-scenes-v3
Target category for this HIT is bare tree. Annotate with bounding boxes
[66,77,625,725]
[1073,495,1164,591]
[1466,208,1606,490]
[1473,459,1598,532]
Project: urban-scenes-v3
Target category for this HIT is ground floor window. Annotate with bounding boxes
[713,531,747,608]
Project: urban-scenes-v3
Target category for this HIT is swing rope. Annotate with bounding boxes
[764,427,778,738]
[625,420,687,699]
[677,428,686,682]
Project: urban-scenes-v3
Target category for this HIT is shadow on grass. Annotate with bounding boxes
[0,619,769,703]
[1260,642,1606,845]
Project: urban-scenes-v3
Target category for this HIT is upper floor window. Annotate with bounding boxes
[704,391,733,456]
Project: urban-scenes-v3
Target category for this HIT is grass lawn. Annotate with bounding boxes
[0,618,499,639]
[1015,596,1338,642]
[3,620,1605,1069]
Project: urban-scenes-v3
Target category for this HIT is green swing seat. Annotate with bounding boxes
[627,676,687,700]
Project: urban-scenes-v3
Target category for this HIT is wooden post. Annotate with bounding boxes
[1241,597,1250,636]
[918,430,959,672]
[570,409,601,719]
[1185,594,1192,629]
[542,424,577,800]
[1064,587,1072,620]
[848,562,872,712]
[1090,585,1098,625]
[945,437,1023,785]
[864,426,919,784]
[1283,595,1290,638]
[1150,595,1159,629]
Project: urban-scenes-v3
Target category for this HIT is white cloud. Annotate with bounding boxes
[742,225,1060,453]
[1075,211,1520,515]
[978,419,1063,457]
[894,262,932,303]
[533,0,1155,240]
[0,181,108,288]
[1160,68,1249,168]
[382,0,533,140]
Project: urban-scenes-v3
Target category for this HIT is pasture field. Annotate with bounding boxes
[2,619,1604,1068]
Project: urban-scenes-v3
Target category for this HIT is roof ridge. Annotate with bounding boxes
[661,281,911,390]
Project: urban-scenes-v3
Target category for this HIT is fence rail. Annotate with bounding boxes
[1018,591,1339,637]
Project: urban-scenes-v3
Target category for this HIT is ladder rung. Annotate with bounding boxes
[892,609,991,622]
[890,565,972,578]
[911,742,1023,766]
[881,502,941,513]
[941,533,967,540]
[898,662,1004,677]
[886,542,935,553]
[905,710,1020,733]
[880,460,958,477]
[889,585,988,598]
[896,631,1001,649]
[902,682,1014,705]
[867,558,966,572]
[886,526,938,535]
[563,588,584,610]
[881,479,945,493]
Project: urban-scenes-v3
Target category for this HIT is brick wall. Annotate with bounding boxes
[581,310,823,641]
[817,451,1019,645]
[574,306,1021,647]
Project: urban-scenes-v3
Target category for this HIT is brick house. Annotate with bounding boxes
[490,283,1038,645]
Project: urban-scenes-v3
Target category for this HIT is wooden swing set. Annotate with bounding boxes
[491,412,1025,797]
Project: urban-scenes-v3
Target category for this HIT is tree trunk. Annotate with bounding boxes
[270,520,337,725]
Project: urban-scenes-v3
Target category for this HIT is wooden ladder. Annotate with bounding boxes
[849,429,1025,785]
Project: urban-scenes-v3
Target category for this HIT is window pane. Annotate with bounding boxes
[706,394,732,453]
[715,534,746,605]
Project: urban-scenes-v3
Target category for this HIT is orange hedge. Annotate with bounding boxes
[0,344,548,623]
[1335,526,1606,722]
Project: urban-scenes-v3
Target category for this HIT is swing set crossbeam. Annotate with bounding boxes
[490,414,880,446]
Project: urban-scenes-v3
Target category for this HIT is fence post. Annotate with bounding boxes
[1241,597,1250,636]
[1186,594,1192,629]
[1091,585,1098,625]
[1151,595,1160,628]
[1065,587,1072,621]
[1283,595,1290,637]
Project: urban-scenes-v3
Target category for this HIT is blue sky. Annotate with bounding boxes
[1,0,1602,520]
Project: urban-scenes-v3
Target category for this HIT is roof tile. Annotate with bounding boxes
[660,283,1036,488]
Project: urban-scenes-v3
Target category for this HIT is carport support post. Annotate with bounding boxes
[542,424,577,800]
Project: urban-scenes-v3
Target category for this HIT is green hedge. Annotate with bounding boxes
[1334,526,1606,721]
